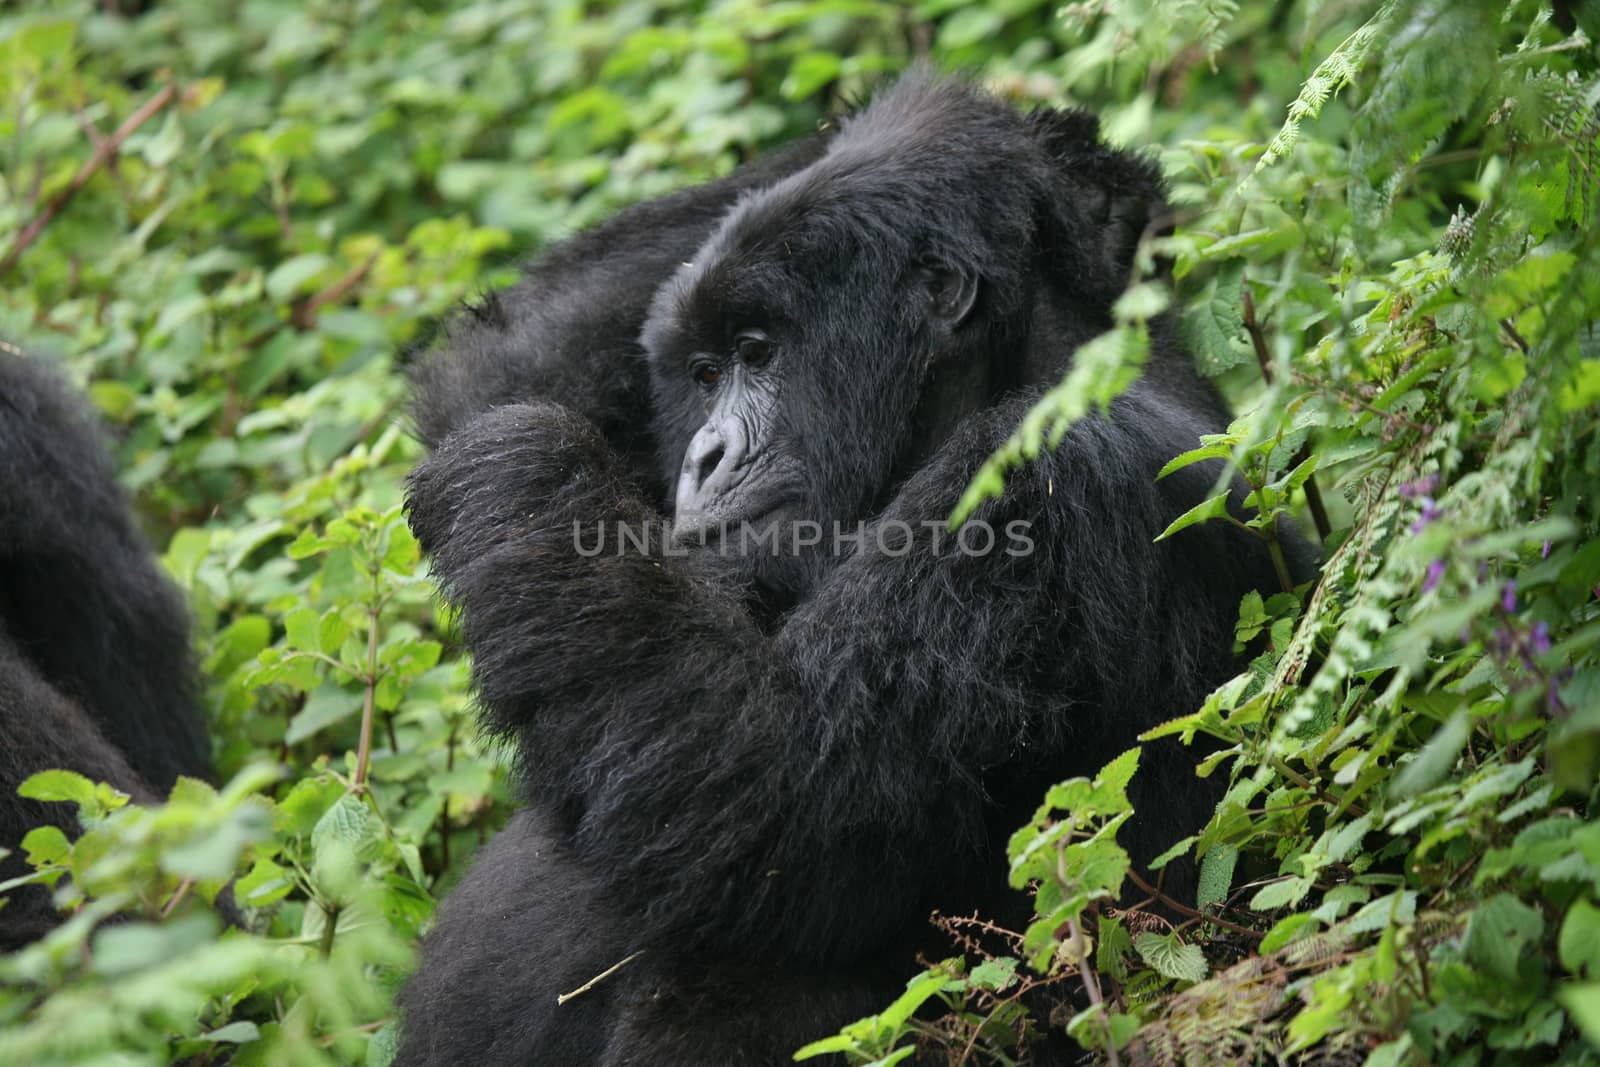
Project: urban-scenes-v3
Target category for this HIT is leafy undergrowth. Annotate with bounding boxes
[2,1,1597,1064]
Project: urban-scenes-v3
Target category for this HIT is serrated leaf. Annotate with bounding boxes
[1133,931,1208,982]
[18,770,96,807]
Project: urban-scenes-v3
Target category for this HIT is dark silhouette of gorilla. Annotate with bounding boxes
[399,73,1311,1065]
[0,348,210,948]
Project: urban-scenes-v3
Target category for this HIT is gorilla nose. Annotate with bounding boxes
[676,423,747,516]
[693,438,725,489]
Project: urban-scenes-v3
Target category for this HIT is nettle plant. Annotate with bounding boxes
[808,3,1600,1064]
[0,438,491,1065]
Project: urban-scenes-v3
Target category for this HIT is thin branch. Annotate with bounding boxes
[0,82,179,275]
[1125,869,1264,941]
[290,251,379,329]
[1498,317,1530,355]
[1270,757,1367,818]
[160,877,195,918]
[557,950,643,1005]
[241,251,382,355]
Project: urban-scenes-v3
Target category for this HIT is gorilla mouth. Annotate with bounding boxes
[672,501,791,547]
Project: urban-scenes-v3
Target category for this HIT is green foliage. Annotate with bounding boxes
[2,0,1598,1064]
[816,1,1600,1064]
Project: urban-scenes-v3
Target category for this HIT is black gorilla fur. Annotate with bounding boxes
[399,73,1312,1065]
[0,349,210,948]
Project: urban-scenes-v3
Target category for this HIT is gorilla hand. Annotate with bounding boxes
[406,401,653,579]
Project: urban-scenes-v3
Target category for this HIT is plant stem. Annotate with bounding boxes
[1268,534,1294,594]
[1068,916,1119,1067]
[354,606,379,790]
[319,903,340,958]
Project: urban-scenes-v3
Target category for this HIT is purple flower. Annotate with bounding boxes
[1423,559,1446,593]
[1541,540,1551,559]
[1501,580,1517,613]
[1530,621,1551,654]
[1408,497,1442,535]
[1399,474,1440,500]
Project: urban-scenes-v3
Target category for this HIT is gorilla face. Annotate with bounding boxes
[641,180,984,588]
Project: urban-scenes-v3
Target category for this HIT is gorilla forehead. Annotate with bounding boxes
[645,73,1052,349]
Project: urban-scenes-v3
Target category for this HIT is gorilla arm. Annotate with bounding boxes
[406,394,1264,966]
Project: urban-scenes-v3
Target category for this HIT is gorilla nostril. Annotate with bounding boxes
[697,445,725,487]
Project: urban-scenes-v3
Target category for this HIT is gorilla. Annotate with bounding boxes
[0,348,210,949]
[398,72,1311,1065]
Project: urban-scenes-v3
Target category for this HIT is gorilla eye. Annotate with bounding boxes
[734,331,773,366]
[691,361,722,388]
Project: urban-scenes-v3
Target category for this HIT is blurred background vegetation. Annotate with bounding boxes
[1,1,1597,1064]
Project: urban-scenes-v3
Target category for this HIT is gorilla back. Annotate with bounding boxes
[400,73,1311,1066]
[0,349,211,947]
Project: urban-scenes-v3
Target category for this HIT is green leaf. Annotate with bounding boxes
[20,825,71,867]
[91,914,219,976]
[313,794,378,860]
[1390,711,1471,799]
[1158,443,1235,480]
[1260,912,1322,953]
[1559,899,1600,979]
[1250,877,1312,912]
[1148,834,1196,871]
[1133,931,1208,982]
[1113,282,1170,321]
[265,253,331,303]
[234,856,296,908]
[1155,492,1234,541]
[1464,894,1545,983]
[18,769,97,807]
[1183,261,1250,373]
[781,52,842,101]
[969,957,1018,991]
[200,1021,262,1044]
[1196,844,1237,910]
[284,606,321,652]
[162,801,273,881]
[878,968,950,1030]
[938,8,1004,48]
[1560,983,1600,1047]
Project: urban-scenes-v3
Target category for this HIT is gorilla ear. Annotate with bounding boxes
[915,258,979,331]
[1026,106,1172,290]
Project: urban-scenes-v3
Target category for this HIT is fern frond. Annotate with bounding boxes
[1255,0,1402,173]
